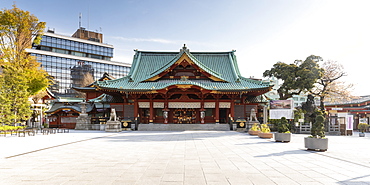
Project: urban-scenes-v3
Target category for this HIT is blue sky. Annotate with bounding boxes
[2,0,370,95]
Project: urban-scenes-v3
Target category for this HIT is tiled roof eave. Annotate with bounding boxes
[45,106,80,114]
[97,82,271,92]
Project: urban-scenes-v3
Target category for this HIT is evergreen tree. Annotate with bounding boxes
[263,55,324,100]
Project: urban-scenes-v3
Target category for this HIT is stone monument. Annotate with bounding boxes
[75,102,92,130]
[105,108,121,132]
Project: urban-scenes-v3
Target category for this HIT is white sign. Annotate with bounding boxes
[269,109,294,119]
[359,118,368,124]
[269,100,293,119]
[332,108,343,110]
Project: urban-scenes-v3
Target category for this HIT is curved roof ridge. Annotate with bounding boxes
[96,75,130,86]
[238,76,271,86]
[228,52,239,81]
[230,51,242,76]
[129,51,142,81]
[88,93,106,102]
[133,50,235,54]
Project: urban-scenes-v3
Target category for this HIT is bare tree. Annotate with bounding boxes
[310,60,355,112]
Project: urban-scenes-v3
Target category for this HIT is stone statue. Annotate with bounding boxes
[249,108,258,122]
[109,108,117,121]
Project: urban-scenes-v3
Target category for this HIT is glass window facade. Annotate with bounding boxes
[32,53,130,97]
[37,35,114,59]
[30,32,130,97]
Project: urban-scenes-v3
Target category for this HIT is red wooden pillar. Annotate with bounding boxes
[149,102,153,123]
[215,95,220,123]
[149,95,154,123]
[230,96,235,118]
[133,95,139,119]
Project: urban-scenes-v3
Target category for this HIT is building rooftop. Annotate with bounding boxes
[96,45,272,93]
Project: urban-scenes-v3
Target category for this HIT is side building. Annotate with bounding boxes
[26,28,131,98]
[326,95,370,133]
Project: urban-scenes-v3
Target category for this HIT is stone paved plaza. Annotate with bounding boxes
[1,130,370,185]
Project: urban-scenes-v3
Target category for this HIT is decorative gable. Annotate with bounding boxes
[145,50,225,82]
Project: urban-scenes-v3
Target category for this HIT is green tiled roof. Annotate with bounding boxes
[98,79,269,91]
[88,94,123,103]
[54,97,85,103]
[96,46,271,92]
[326,96,370,106]
[245,95,270,103]
[45,103,93,114]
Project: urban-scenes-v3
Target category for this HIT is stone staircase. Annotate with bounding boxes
[138,123,231,131]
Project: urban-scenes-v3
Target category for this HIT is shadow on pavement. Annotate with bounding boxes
[339,174,370,184]
[254,149,310,158]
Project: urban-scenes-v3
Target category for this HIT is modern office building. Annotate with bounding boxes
[26,28,131,97]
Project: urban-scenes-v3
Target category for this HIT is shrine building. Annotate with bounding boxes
[89,45,272,125]
[326,95,370,131]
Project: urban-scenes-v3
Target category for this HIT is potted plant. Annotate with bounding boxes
[248,123,261,135]
[304,115,328,151]
[358,123,369,137]
[274,117,291,142]
[258,123,273,139]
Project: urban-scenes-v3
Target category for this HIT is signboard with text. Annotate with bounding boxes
[269,100,293,119]
[270,100,292,109]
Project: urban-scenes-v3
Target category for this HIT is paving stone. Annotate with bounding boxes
[1,130,370,184]
[161,173,184,182]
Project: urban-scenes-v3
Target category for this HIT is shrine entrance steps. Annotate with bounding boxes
[138,123,230,131]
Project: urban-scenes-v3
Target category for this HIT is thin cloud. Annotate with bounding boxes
[111,36,175,44]
[108,36,215,48]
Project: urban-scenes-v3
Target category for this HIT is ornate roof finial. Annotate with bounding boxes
[180,44,189,53]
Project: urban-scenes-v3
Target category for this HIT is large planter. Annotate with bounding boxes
[258,132,273,139]
[304,137,328,152]
[359,132,365,137]
[274,133,291,142]
[248,130,261,136]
